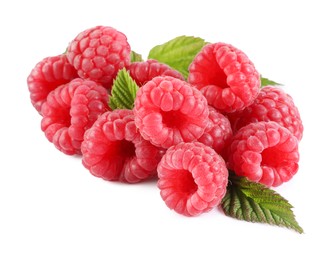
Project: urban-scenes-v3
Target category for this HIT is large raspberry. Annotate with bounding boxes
[66,26,131,88]
[188,42,260,113]
[27,54,78,113]
[197,106,233,154]
[228,121,299,187]
[134,76,209,149]
[228,86,304,141]
[129,59,184,86]
[81,110,165,183]
[41,78,109,155]
[157,142,228,216]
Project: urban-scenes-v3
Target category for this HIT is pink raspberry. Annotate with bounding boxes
[27,54,78,113]
[157,142,228,216]
[128,59,184,86]
[228,121,299,187]
[188,42,260,113]
[81,110,165,183]
[134,76,209,149]
[41,78,109,155]
[66,26,131,88]
[228,86,304,141]
[197,106,233,154]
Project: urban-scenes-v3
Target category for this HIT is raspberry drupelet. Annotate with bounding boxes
[197,106,233,154]
[128,59,184,86]
[228,121,299,187]
[81,110,165,183]
[228,86,304,141]
[157,142,228,216]
[27,54,78,113]
[41,78,109,155]
[66,26,131,88]
[134,76,209,149]
[188,42,260,113]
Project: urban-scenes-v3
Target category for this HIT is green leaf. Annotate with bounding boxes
[109,68,139,110]
[148,35,207,79]
[221,172,304,233]
[260,76,283,88]
[130,50,143,62]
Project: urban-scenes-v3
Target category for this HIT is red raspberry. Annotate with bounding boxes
[134,76,209,149]
[197,106,233,154]
[188,42,260,113]
[228,121,299,187]
[228,86,304,141]
[81,110,165,183]
[129,59,184,86]
[66,26,131,88]
[157,142,228,216]
[27,54,78,113]
[41,78,109,155]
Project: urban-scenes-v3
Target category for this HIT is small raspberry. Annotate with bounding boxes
[228,86,304,141]
[81,110,165,183]
[228,121,299,187]
[188,42,260,113]
[198,106,233,154]
[66,26,131,88]
[41,78,109,155]
[129,59,184,86]
[157,142,228,216]
[27,54,78,113]
[134,76,209,149]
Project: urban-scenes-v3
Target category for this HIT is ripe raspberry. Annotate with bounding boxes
[228,121,299,187]
[41,78,109,155]
[81,110,165,183]
[128,59,184,86]
[188,42,260,113]
[27,54,78,113]
[134,76,209,149]
[157,142,228,216]
[197,106,233,154]
[228,86,304,141]
[66,26,131,88]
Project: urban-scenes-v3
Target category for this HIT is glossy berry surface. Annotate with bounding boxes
[188,42,260,113]
[66,26,131,88]
[27,54,78,113]
[157,142,228,216]
[228,86,303,141]
[228,121,299,187]
[81,110,165,183]
[134,76,209,149]
[198,106,232,154]
[41,78,109,155]
[129,59,184,86]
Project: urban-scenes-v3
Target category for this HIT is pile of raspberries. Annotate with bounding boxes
[27,26,303,217]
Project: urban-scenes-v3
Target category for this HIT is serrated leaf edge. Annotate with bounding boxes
[221,174,303,233]
[109,68,139,110]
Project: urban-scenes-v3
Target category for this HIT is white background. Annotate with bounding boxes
[1,0,335,259]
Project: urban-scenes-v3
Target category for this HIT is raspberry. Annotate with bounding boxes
[188,42,260,113]
[228,121,299,187]
[41,78,109,155]
[81,110,165,183]
[134,76,209,149]
[157,142,228,216]
[228,86,304,141]
[198,106,233,154]
[66,26,131,88]
[27,54,78,113]
[128,59,184,86]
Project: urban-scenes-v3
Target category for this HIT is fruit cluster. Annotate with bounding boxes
[28,25,303,217]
